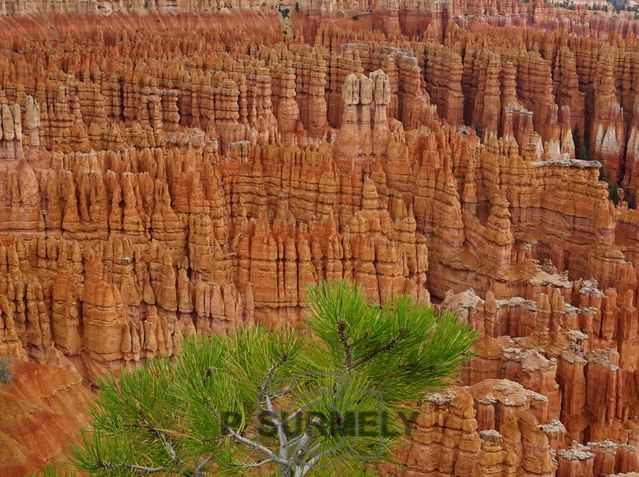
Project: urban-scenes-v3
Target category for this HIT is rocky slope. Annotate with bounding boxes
[0,3,639,476]
[0,360,92,477]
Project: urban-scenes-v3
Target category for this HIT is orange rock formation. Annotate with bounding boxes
[0,3,638,475]
[0,361,92,477]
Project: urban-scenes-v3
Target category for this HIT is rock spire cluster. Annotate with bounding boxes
[1,4,639,476]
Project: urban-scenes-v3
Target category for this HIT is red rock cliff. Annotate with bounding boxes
[0,5,637,475]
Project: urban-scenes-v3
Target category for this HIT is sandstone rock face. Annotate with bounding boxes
[0,360,92,477]
[1,4,639,476]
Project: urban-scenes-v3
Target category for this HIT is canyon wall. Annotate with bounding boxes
[0,4,639,476]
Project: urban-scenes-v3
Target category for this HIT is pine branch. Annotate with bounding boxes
[296,449,328,477]
[259,351,293,399]
[287,434,304,448]
[227,428,290,467]
[259,354,294,458]
[136,417,181,464]
[130,403,205,475]
[160,433,177,460]
[337,320,353,371]
[129,464,167,474]
[192,456,212,477]
[239,458,276,468]
[95,460,166,474]
[265,392,289,452]
[293,447,326,477]
[293,417,320,467]
[304,443,322,461]
[283,407,305,425]
[352,328,407,369]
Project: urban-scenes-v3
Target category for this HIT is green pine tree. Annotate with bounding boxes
[65,280,478,477]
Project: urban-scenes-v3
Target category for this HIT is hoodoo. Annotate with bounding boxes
[0,1,639,475]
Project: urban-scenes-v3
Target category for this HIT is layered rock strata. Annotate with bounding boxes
[0,6,637,477]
